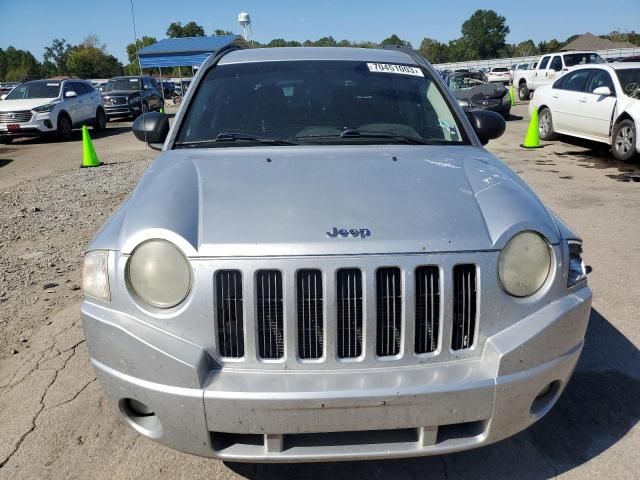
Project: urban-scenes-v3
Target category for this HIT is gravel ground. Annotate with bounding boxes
[0,156,151,359]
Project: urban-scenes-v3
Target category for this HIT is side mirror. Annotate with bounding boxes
[64,91,77,98]
[468,110,506,145]
[0,94,6,100]
[592,86,612,96]
[132,112,170,150]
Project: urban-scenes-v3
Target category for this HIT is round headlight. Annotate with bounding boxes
[126,240,191,308]
[498,231,551,297]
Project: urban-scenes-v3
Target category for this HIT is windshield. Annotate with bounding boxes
[176,60,468,147]
[448,73,486,90]
[5,81,60,100]
[104,78,142,92]
[615,69,640,99]
[564,53,604,67]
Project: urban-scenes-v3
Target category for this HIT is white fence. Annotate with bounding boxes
[433,47,640,71]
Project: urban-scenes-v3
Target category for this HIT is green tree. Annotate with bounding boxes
[314,36,338,47]
[447,39,474,62]
[67,45,123,78]
[40,60,58,78]
[538,39,562,54]
[166,21,205,38]
[0,49,7,80]
[513,40,539,57]
[213,29,234,36]
[460,9,510,59]
[43,38,72,76]
[4,46,41,81]
[418,38,450,63]
[381,34,411,48]
[126,36,157,65]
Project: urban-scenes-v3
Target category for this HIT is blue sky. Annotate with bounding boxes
[1,0,639,63]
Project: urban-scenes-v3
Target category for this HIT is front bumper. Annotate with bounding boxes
[82,286,591,462]
[0,111,55,137]
[104,105,140,118]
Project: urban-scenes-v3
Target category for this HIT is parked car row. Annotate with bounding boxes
[0,75,164,143]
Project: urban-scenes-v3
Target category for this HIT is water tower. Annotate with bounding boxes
[238,12,252,42]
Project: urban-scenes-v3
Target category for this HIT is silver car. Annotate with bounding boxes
[81,47,592,462]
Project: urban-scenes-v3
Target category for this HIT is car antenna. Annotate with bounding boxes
[129,0,148,151]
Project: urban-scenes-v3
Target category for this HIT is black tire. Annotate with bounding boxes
[518,82,530,101]
[538,107,557,141]
[56,114,73,141]
[93,108,107,131]
[0,136,13,144]
[611,119,638,162]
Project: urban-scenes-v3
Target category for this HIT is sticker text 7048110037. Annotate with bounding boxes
[366,63,424,77]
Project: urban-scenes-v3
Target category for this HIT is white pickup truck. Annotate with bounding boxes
[514,51,604,100]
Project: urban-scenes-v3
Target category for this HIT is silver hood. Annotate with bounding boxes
[91,145,560,257]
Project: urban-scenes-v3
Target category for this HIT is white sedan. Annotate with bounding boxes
[529,63,640,161]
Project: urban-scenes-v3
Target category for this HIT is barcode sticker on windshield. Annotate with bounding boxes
[367,63,424,77]
[130,78,138,82]
[46,83,60,87]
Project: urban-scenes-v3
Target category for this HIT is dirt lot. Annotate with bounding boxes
[0,103,639,480]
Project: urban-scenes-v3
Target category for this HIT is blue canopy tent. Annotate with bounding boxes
[137,36,248,103]
[137,35,248,68]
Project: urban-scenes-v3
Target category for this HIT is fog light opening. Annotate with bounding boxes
[119,398,162,438]
[530,380,561,417]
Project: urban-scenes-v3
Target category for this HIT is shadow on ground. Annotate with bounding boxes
[11,125,131,145]
[226,308,639,479]
[0,159,13,168]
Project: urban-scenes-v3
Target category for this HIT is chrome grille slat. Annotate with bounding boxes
[415,266,440,354]
[0,110,32,123]
[336,269,362,358]
[452,265,477,350]
[376,268,402,357]
[256,270,284,359]
[216,270,244,358]
[297,270,323,359]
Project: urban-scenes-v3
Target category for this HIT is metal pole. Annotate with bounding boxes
[159,66,165,107]
[178,66,182,97]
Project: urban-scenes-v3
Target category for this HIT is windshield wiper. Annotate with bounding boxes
[294,129,432,145]
[174,132,299,148]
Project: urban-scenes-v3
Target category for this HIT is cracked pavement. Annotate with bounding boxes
[0,104,639,479]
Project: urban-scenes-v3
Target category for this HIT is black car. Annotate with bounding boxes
[101,76,164,119]
[444,71,511,119]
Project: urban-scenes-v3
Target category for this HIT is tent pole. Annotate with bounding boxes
[178,66,182,97]
[159,66,165,106]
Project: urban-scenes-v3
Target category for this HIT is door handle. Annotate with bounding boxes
[552,93,559,98]
[579,97,587,103]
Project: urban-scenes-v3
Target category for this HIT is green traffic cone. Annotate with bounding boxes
[521,108,543,149]
[81,125,102,167]
[509,85,516,106]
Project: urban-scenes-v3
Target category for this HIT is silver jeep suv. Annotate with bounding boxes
[81,46,592,462]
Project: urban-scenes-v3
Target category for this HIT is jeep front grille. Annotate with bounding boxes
[297,270,323,359]
[415,266,440,354]
[0,110,32,123]
[452,265,477,350]
[336,269,363,358]
[256,270,284,359]
[376,268,402,357]
[216,270,244,358]
[213,261,478,365]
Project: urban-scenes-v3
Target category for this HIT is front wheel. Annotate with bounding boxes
[93,108,107,131]
[518,82,530,101]
[538,108,556,141]
[611,119,638,162]
[0,136,13,144]
[56,114,73,141]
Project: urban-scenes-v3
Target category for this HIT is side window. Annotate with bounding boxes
[553,76,566,89]
[73,82,89,95]
[560,70,592,92]
[550,56,563,72]
[585,70,615,94]
[63,82,76,98]
[539,56,550,70]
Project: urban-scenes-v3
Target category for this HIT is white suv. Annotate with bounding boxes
[0,79,106,143]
